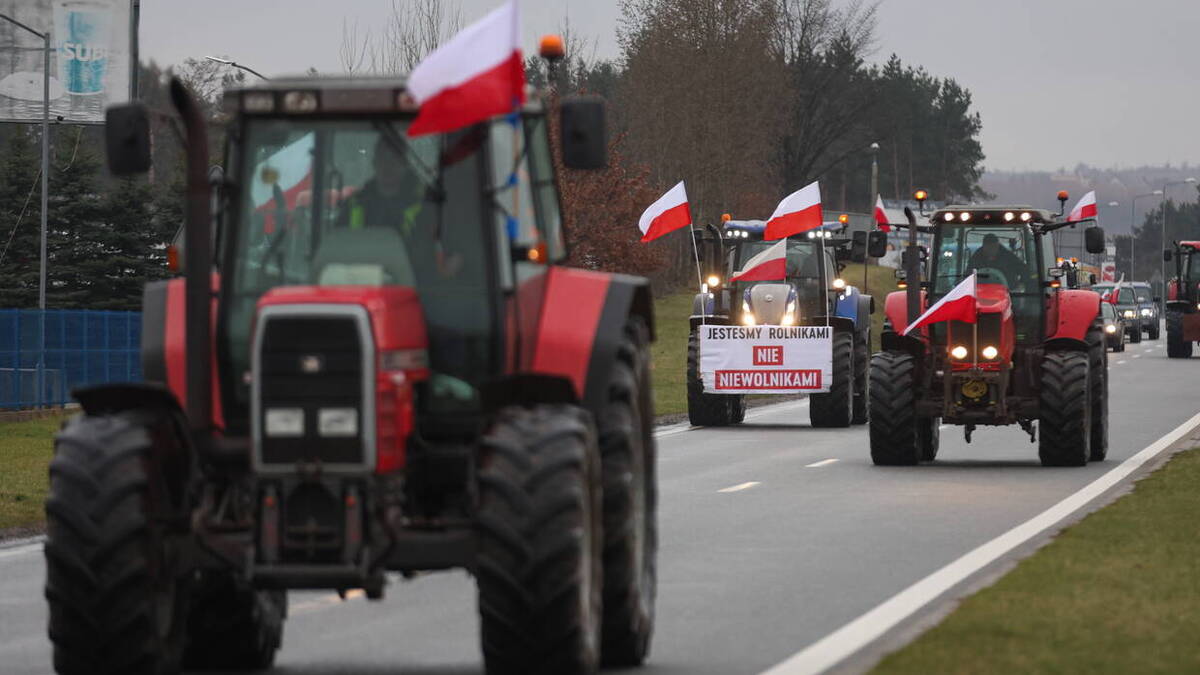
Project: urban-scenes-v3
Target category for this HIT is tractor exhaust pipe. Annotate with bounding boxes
[903,206,921,327]
[169,77,213,437]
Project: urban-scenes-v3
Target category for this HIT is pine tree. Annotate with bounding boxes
[0,129,44,308]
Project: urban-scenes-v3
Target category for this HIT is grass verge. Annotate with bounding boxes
[873,447,1200,674]
[650,291,694,417]
[841,262,900,352]
[0,415,60,533]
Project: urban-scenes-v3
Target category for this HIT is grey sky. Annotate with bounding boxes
[141,0,1200,172]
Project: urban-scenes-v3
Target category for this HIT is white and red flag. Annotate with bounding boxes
[764,181,823,240]
[406,0,525,137]
[638,181,692,242]
[874,194,891,232]
[729,238,788,282]
[903,271,977,335]
[1068,190,1097,222]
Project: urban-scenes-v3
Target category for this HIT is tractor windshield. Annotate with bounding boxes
[223,117,495,398]
[933,224,1042,342]
[729,240,827,281]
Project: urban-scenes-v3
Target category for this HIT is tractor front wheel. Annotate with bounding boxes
[1146,320,1160,340]
[477,405,603,675]
[1038,351,1091,467]
[687,330,736,426]
[182,573,286,670]
[1167,311,1193,358]
[868,351,921,465]
[810,331,854,428]
[45,411,191,675]
[851,330,870,425]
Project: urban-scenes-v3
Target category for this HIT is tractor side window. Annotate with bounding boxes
[489,120,539,286]
[524,116,566,262]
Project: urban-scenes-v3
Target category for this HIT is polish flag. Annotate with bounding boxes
[874,195,891,232]
[1068,190,1097,222]
[903,272,977,335]
[764,181,823,240]
[406,0,525,137]
[729,238,788,282]
[638,181,692,242]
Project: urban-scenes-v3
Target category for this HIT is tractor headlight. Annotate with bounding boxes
[981,345,998,360]
[742,313,756,326]
[832,278,846,289]
[1105,324,1117,334]
[781,313,795,326]
[786,300,796,314]
[950,345,968,359]
[743,300,751,314]
[707,275,720,287]
[1123,310,1135,319]
[1141,308,1152,316]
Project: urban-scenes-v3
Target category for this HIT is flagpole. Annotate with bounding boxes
[971,269,978,369]
[689,226,705,291]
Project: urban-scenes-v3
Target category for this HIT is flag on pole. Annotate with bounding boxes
[729,238,788,282]
[903,272,977,335]
[638,181,692,242]
[1068,190,1097,222]
[874,195,891,232]
[406,0,525,137]
[764,181,823,240]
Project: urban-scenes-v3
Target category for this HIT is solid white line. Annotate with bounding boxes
[0,541,41,561]
[718,481,761,493]
[655,398,809,439]
[759,410,1200,675]
[805,458,839,468]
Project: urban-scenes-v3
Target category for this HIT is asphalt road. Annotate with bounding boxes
[2,333,1198,675]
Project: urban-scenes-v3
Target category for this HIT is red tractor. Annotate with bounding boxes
[1164,241,1200,357]
[43,69,658,674]
[870,193,1109,467]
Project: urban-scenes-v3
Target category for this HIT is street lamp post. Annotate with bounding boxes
[0,14,50,408]
[1130,190,1163,280]
[204,55,269,81]
[1161,178,1196,313]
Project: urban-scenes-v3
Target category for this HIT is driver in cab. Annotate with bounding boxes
[968,233,1026,288]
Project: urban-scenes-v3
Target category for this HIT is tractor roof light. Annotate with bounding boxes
[282,90,319,113]
[943,212,955,222]
[838,214,850,224]
[959,211,972,222]
[539,34,566,61]
[914,189,928,202]
[1020,212,1032,222]
[1004,211,1015,222]
[241,91,275,113]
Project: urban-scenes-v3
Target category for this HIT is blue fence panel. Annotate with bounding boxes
[0,309,142,409]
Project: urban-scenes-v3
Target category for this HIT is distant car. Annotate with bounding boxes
[1100,301,1126,351]
[1130,281,1160,339]
[1093,283,1142,344]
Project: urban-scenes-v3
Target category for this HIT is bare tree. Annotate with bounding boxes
[339,0,465,75]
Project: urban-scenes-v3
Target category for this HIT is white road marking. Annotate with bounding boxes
[0,540,42,561]
[805,459,839,468]
[759,410,1200,675]
[718,481,761,493]
[1132,354,1141,359]
[1116,360,1127,364]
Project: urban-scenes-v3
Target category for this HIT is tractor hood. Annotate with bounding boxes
[745,283,797,326]
[976,283,1012,318]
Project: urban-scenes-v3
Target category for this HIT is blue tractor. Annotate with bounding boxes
[686,218,881,427]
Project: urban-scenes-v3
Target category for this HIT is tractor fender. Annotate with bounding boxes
[1047,289,1100,343]
[834,286,860,324]
[1166,299,1194,314]
[880,330,926,357]
[142,278,226,431]
[884,289,927,339]
[816,316,856,334]
[530,267,654,415]
[690,291,731,328]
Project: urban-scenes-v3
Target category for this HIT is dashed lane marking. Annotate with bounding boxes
[1116,360,1127,364]
[718,481,761,493]
[758,410,1200,675]
[806,459,839,468]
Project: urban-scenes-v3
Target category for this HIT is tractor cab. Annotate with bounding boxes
[722,219,845,326]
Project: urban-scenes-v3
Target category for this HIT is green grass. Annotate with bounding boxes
[0,415,60,532]
[650,291,694,417]
[873,447,1200,674]
[841,262,902,352]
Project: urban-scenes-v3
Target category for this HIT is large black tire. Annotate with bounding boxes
[730,394,747,424]
[597,320,657,667]
[869,351,920,465]
[687,330,734,426]
[851,330,870,425]
[1038,351,1091,467]
[918,417,940,462]
[477,405,603,675]
[1167,311,1193,358]
[1087,328,1109,462]
[810,331,854,428]
[1128,320,1142,344]
[1147,320,1160,340]
[182,574,286,670]
[45,412,191,675]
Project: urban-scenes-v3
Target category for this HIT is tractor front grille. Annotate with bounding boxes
[253,305,376,472]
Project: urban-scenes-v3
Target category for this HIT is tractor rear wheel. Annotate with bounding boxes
[1087,328,1108,462]
[687,330,735,426]
[45,411,190,675]
[1167,311,1193,358]
[810,331,854,428]
[477,405,603,675]
[851,330,870,425]
[597,320,657,667]
[182,574,286,670]
[1038,351,1091,467]
[869,351,921,465]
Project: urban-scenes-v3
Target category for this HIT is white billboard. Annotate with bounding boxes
[0,0,135,124]
[699,325,833,394]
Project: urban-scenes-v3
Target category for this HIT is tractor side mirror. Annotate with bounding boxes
[105,103,152,175]
[560,96,607,170]
[1163,249,1173,262]
[1154,296,1162,303]
[867,231,888,258]
[1084,226,1105,254]
[1089,273,1097,285]
[849,231,867,263]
